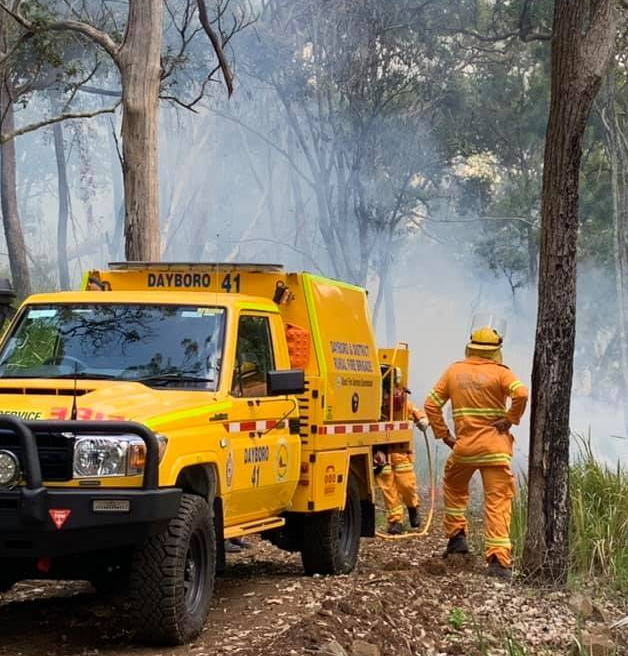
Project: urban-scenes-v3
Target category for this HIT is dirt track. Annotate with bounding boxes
[0,526,626,656]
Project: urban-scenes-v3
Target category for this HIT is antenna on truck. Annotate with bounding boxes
[70,362,79,421]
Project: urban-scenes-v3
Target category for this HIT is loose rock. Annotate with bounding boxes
[351,640,380,656]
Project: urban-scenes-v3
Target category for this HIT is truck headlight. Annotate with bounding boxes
[73,434,168,478]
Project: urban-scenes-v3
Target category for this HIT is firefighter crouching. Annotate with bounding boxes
[424,321,528,579]
[375,367,428,535]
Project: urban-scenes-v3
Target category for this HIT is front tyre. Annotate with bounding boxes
[129,493,216,645]
[301,473,361,575]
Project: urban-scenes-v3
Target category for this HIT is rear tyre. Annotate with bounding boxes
[129,494,216,645]
[301,473,361,575]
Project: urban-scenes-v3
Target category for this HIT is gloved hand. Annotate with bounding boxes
[492,418,512,434]
[415,416,429,432]
[443,433,456,450]
[373,451,387,467]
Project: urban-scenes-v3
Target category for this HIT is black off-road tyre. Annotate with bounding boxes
[129,494,216,645]
[301,473,362,575]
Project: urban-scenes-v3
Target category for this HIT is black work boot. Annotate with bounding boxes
[487,556,513,580]
[224,539,242,554]
[407,506,421,529]
[443,530,469,558]
[387,521,404,535]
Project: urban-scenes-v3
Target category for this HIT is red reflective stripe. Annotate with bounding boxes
[315,421,413,435]
[240,421,256,432]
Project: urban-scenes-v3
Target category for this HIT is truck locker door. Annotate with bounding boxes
[225,313,299,523]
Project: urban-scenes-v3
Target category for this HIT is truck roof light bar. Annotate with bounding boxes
[108,262,284,273]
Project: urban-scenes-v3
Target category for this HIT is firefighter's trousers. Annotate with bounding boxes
[376,452,420,524]
[443,455,515,567]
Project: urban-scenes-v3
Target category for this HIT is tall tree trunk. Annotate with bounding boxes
[53,122,70,289]
[523,0,615,583]
[0,78,30,299]
[601,71,628,437]
[119,0,163,261]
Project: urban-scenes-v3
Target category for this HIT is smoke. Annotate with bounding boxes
[386,236,627,468]
[1,0,623,473]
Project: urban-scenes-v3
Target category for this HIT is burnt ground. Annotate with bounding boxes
[0,518,626,656]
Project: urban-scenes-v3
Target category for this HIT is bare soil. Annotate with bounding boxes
[0,521,626,656]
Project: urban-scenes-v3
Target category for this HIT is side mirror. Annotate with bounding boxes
[267,369,305,396]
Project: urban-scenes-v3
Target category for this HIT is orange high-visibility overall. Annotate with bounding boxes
[424,357,528,567]
[376,403,424,524]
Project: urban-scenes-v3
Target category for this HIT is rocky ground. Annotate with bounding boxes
[0,519,626,656]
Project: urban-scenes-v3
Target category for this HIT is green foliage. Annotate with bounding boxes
[448,607,467,630]
[505,635,529,656]
[570,437,628,594]
[510,472,528,566]
[511,439,628,595]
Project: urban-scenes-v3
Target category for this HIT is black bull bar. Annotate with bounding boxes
[0,415,160,524]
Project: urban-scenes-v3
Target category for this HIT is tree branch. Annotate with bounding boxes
[78,84,122,97]
[45,20,120,61]
[0,103,120,143]
[0,3,120,61]
[209,107,316,188]
[196,0,234,97]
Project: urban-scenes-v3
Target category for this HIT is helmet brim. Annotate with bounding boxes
[466,341,501,351]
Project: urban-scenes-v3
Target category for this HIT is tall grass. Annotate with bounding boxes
[511,437,628,594]
[570,438,628,593]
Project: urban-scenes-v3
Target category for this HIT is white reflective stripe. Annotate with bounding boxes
[224,420,278,433]
[317,421,413,435]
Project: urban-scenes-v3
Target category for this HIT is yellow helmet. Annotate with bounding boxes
[467,326,503,351]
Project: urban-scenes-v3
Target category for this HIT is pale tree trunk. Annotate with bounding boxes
[0,77,30,299]
[523,0,615,583]
[600,71,628,437]
[53,122,70,289]
[119,0,163,261]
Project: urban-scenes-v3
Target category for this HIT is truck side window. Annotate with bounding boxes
[232,315,275,398]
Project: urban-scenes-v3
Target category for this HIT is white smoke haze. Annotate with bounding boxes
[387,238,627,470]
[0,28,623,471]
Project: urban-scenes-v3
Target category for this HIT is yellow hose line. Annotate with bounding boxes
[375,428,436,541]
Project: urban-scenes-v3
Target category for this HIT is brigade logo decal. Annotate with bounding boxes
[275,441,289,481]
[226,451,234,488]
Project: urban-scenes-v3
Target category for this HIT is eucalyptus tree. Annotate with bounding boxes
[524,0,616,584]
[0,0,252,261]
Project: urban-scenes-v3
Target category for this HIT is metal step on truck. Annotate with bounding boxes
[0,262,418,645]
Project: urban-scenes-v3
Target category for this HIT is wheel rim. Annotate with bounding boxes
[184,529,208,614]
[338,496,355,558]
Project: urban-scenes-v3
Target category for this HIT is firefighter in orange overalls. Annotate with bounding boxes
[424,320,528,579]
[375,367,429,534]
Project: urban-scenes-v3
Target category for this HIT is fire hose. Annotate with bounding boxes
[375,426,436,540]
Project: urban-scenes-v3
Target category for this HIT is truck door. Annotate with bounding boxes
[226,313,299,522]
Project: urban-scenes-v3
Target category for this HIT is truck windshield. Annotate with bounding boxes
[0,304,225,389]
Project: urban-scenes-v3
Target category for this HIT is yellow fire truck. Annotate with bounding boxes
[0,263,416,645]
